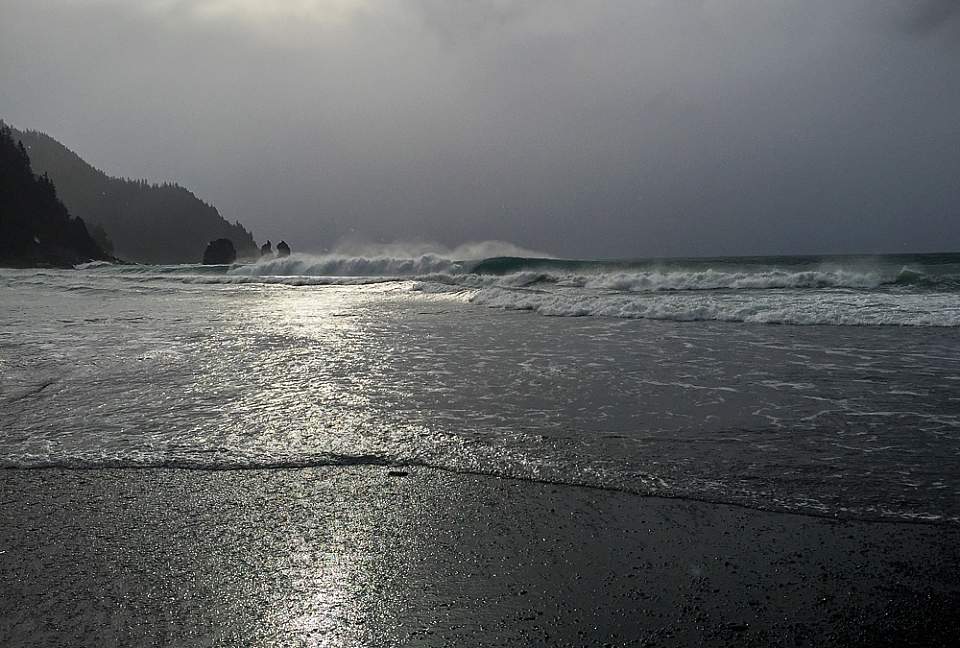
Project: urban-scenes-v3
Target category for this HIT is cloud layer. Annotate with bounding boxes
[2,0,958,257]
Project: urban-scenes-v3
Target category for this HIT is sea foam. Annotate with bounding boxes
[468,287,960,326]
[67,250,960,326]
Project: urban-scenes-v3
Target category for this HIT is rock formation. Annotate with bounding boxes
[277,240,291,257]
[202,238,237,265]
[260,240,273,257]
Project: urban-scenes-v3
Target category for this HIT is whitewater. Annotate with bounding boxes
[76,250,960,326]
[3,250,960,524]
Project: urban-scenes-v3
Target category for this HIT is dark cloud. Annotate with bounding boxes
[899,0,960,35]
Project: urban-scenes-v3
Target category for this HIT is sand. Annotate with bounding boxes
[1,466,958,647]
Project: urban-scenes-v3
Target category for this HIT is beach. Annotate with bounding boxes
[2,466,958,647]
[3,260,960,645]
[5,0,960,641]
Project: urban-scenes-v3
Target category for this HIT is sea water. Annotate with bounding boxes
[2,252,959,524]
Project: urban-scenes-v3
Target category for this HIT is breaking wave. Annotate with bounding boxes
[467,287,960,327]
[74,260,115,270]
[468,256,960,292]
[231,253,464,277]
[64,249,960,326]
[76,250,960,292]
[226,252,960,293]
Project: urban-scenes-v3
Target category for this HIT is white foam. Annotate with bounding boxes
[578,268,886,291]
[62,250,960,328]
[74,260,114,270]
[228,240,552,279]
[228,260,893,292]
[468,287,960,327]
[229,253,463,277]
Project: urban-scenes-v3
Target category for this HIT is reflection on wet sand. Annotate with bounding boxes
[3,467,958,646]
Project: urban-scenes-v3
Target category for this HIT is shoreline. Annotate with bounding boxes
[2,462,954,529]
[2,466,958,646]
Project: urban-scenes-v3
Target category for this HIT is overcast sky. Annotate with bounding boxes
[2,0,958,258]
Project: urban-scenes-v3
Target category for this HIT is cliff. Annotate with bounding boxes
[0,125,111,268]
[6,124,257,264]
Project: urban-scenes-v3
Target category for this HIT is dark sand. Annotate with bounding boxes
[1,467,958,647]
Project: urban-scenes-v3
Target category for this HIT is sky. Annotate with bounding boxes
[1,0,959,258]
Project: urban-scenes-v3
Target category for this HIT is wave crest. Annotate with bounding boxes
[469,287,960,326]
[225,253,959,294]
[569,268,886,291]
[230,253,463,277]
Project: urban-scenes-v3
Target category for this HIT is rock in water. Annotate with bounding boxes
[260,240,273,257]
[202,238,236,264]
[276,240,291,257]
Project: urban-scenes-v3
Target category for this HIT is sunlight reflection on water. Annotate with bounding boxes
[1,272,959,523]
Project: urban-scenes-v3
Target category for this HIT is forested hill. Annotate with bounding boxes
[7,125,257,264]
[0,125,110,267]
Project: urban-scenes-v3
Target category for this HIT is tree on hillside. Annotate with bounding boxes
[5,124,258,264]
[0,125,109,267]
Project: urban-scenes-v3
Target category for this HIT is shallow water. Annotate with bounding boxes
[2,255,960,523]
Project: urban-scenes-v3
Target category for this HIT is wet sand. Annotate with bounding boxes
[1,467,958,647]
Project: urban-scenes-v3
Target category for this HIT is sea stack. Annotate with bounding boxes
[277,240,291,257]
[202,238,236,264]
[260,240,273,257]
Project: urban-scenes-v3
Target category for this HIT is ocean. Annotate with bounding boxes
[2,251,959,524]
